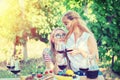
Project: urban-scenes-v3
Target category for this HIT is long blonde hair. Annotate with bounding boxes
[62,11,93,42]
[62,11,99,58]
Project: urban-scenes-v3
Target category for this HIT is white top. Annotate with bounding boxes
[66,32,90,72]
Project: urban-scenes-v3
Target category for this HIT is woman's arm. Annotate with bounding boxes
[42,48,54,70]
[87,35,99,61]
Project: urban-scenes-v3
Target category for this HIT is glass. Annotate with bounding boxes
[56,42,66,54]
[58,57,67,75]
[7,65,15,70]
[79,58,89,76]
[11,69,21,77]
[11,59,21,78]
[86,54,99,79]
[6,57,15,70]
[56,42,73,54]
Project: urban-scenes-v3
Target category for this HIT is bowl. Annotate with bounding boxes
[86,70,99,79]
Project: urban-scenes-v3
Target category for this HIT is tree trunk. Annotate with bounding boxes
[111,55,114,68]
[13,44,16,56]
[23,41,28,62]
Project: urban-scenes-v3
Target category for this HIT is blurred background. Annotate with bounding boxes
[0,0,120,79]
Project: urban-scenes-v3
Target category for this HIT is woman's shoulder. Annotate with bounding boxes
[83,32,90,36]
[82,32,90,40]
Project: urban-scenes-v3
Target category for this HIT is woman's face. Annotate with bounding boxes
[53,30,66,43]
[62,17,73,31]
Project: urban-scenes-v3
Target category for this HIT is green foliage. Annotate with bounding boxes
[25,0,67,42]
[90,0,120,74]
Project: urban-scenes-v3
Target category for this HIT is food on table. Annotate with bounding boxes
[49,70,53,73]
[55,75,73,80]
[66,69,75,76]
[55,69,77,80]
[45,71,49,74]
[25,76,34,80]
[37,73,42,78]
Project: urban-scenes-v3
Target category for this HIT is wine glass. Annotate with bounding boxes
[6,57,15,70]
[11,69,21,77]
[7,65,15,70]
[58,57,67,75]
[11,59,21,78]
[56,42,66,54]
[79,58,89,76]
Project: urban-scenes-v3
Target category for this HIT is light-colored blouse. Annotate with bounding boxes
[66,32,91,72]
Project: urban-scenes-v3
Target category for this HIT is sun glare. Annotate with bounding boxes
[0,0,9,16]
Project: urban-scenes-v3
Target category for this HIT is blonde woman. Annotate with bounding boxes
[62,11,99,73]
[42,28,67,74]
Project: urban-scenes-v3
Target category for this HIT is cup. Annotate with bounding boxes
[86,70,99,79]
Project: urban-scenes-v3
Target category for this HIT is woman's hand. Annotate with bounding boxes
[69,48,87,57]
[69,48,80,56]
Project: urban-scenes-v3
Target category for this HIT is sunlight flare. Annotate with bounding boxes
[0,0,9,16]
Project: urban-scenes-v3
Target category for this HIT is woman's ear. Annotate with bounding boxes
[52,38,55,43]
[51,39,54,43]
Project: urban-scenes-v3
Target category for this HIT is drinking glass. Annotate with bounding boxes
[11,59,21,78]
[56,42,66,54]
[6,57,15,70]
[88,54,99,70]
[11,69,21,77]
[6,65,15,70]
[58,57,67,75]
[79,58,89,76]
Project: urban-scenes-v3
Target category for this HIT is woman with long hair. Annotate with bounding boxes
[62,11,99,72]
[42,28,67,74]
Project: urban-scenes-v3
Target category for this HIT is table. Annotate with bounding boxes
[0,75,105,80]
[55,75,105,80]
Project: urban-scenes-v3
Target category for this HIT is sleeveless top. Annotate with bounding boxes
[66,32,91,72]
